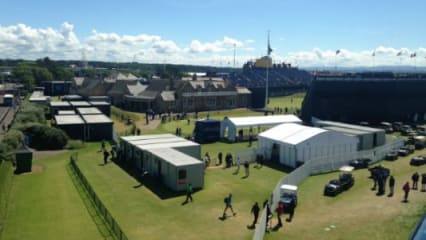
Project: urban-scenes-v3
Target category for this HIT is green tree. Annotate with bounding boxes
[13,62,36,90]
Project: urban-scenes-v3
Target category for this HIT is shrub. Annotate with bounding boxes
[20,124,68,150]
[3,129,24,150]
[66,140,85,150]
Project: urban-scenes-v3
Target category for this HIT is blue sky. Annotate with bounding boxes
[1,0,425,67]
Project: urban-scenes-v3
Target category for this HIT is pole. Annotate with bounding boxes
[233,44,236,68]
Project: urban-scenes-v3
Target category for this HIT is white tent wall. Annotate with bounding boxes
[258,130,358,168]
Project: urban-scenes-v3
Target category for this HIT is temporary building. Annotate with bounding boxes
[313,120,386,147]
[322,126,373,150]
[257,123,358,168]
[88,96,111,103]
[50,101,72,118]
[29,91,50,105]
[81,114,113,141]
[89,101,111,116]
[144,148,204,191]
[193,119,221,143]
[57,110,76,115]
[54,114,85,140]
[77,107,102,115]
[62,94,84,101]
[43,81,71,96]
[221,115,302,142]
[3,94,14,106]
[119,134,203,191]
[120,134,178,162]
[69,101,91,110]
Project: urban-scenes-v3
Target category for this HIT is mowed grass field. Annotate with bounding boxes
[265,149,426,240]
[0,152,104,240]
[73,143,284,240]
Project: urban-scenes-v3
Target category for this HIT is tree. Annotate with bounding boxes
[13,62,36,90]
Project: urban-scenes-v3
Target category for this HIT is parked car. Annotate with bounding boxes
[324,173,354,196]
[385,151,398,161]
[279,184,298,213]
[398,148,410,156]
[410,156,426,166]
[349,158,371,169]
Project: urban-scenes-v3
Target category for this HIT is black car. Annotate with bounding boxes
[324,173,355,196]
[349,158,371,169]
[410,156,426,166]
[385,151,398,161]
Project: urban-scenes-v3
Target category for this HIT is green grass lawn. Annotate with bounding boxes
[267,93,305,114]
[265,148,426,240]
[1,152,104,240]
[73,143,284,240]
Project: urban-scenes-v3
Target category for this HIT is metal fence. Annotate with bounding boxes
[69,153,128,240]
[252,138,404,240]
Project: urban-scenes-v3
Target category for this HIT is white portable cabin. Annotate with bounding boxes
[257,123,358,168]
[145,148,204,191]
[220,115,302,142]
[132,140,201,172]
[120,134,178,163]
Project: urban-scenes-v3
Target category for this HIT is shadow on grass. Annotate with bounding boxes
[111,158,189,200]
[260,161,294,174]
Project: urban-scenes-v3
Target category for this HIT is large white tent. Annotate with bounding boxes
[257,123,358,168]
[220,115,302,142]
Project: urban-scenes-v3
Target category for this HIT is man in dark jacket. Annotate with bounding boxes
[388,175,395,197]
[412,172,419,190]
[250,202,260,228]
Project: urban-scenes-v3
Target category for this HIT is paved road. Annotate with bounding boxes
[0,107,17,141]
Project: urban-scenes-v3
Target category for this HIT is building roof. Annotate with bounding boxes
[69,101,91,107]
[55,115,85,125]
[127,82,147,96]
[130,138,186,146]
[4,94,13,98]
[121,134,177,143]
[161,91,175,101]
[57,110,76,115]
[259,123,327,145]
[89,101,110,106]
[73,77,85,86]
[135,140,199,151]
[50,101,71,107]
[323,126,369,136]
[81,114,113,124]
[315,120,385,133]
[63,95,83,101]
[225,115,302,128]
[77,107,102,115]
[147,148,202,167]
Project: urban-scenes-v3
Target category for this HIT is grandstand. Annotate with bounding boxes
[225,59,312,107]
[302,72,426,124]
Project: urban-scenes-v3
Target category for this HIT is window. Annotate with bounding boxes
[178,169,187,180]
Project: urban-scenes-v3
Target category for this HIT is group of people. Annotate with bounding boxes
[403,172,426,202]
[100,140,116,165]
[234,154,250,177]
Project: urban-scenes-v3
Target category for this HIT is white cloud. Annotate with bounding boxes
[0,22,425,67]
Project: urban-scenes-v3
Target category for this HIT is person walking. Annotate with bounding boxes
[264,201,272,232]
[388,175,395,197]
[250,202,260,228]
[103,149,110,165]
[421,173,426,192]
[276,202,284,227]
[218,152,223,166]
[244,160,250,177]
[287,199,296,222]
[412,172,419,190]
[403,181,410,202]
[235,154,241,174]
[223,194,236,218]
[185,183,193,203]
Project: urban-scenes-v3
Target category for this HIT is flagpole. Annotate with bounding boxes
[265,30,270,109]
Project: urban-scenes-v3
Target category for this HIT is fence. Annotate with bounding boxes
[69,153,128,240]
[252,137,404,240]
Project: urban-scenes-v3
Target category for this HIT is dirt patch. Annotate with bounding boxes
[18,164,44,175]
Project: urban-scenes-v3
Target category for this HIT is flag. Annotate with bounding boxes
[267,43,273,55]
[336,49,341,55]
[410,52,417,58]
[396,51,402,56]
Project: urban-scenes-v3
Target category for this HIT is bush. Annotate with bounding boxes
[3,129,24,150]
[66,140,85,150]
[0,143,14,162]
[12,102,45,125]
[20,124,68,150]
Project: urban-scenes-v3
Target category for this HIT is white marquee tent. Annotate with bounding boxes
[257,123,358,168]
[220,115,302,142]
